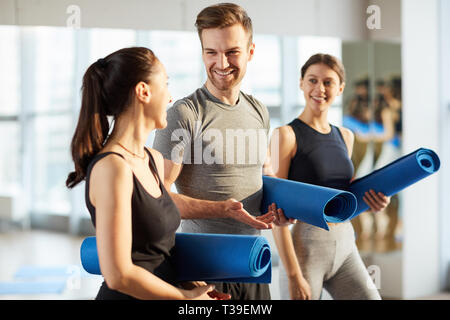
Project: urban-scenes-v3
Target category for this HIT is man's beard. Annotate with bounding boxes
[207,66,242,91]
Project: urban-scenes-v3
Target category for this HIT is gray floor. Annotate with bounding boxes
[0,230,448,300]
[0,229,280,300]
[0,229,103,300]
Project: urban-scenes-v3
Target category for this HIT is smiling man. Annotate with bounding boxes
[153,3,283,300]
[201,23,252,103]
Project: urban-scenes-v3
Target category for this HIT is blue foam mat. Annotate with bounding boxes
[14,265,72,278]
[261,176,357,231]
[174,233,271,283]
[0,264,102,295]
[349,147,440,218]
[14,264,99,279]
[0,281,67,295]
[80,233,272,283]
[343,115,370,134]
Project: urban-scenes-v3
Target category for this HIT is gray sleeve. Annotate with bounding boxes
[247,94,271,132]
[153,100,197,164]
[262,102,270,132]
[255,97,271,132]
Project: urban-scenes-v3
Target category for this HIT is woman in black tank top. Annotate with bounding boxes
[267,54,390,300]
[66,47,227,300]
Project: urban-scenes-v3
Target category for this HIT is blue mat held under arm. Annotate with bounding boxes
[80,237,101,275]
[348,147,440,218]
[80,233,271,283]
[261,176,357,231]
[174,233,271,283]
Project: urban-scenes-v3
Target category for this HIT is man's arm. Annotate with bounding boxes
[162,158,221,219]
[163,158,274,229]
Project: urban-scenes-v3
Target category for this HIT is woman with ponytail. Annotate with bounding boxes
[67,47,229,300]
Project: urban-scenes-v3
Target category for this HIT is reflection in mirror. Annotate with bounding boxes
[342,41,402,254]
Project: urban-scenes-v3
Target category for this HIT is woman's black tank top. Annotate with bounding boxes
[287,118,354,190]
[85,148,181,300]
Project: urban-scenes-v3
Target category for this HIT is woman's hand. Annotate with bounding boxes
[181,284,216,300]
[288,274,312,300]
[363,189,391,212]
[181,281,231,300]
[269,203,296,227]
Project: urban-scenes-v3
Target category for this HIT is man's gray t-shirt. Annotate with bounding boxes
[153,85,270,235]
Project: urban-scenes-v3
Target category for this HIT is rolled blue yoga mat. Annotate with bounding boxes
[174,233,271,283]
[80,237,101,275]
[348,147,440,218]
[343,115,370,135]
[261,176,357,231]
[80,233,271,283]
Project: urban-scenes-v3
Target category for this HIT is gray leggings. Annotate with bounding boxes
[279,221,381,300]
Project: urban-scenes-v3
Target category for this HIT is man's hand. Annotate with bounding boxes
[222,199,275,229]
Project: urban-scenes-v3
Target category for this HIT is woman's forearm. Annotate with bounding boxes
[107,264,188,300]
[272,225,304,279]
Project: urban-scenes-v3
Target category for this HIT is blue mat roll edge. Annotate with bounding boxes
[262,175,357,231]
[80,233,272,283]
[348,147,440,218]
[80,237,100,275]
[174,233,271,283]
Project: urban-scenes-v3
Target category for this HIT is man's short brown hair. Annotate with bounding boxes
[195,3,253,47]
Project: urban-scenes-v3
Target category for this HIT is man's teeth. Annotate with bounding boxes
[215,70,233,76]
[312,96,326,101]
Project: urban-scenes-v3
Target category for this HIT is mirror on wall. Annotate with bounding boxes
[342,41,402,254]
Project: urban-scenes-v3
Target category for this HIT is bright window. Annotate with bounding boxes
[0,122,20,193]
[147,31,204,102]
[89,28,136,62]
[33,27,75,113]
[243,35,282,107]
[0,26,20,116]
[32,114,72,214]
[0,26,21,194]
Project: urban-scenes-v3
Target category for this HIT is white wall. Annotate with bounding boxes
[368,0,401,42]
[401,0,441,299]
[439,0,450,291]
[0,0,372,40]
